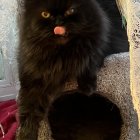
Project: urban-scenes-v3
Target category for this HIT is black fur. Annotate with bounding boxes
[17,0,128,139]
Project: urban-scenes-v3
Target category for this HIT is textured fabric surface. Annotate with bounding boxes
[117,0,140,137]
[97,53,139,140]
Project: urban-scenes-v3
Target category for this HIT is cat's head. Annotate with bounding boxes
[23,0,103,46]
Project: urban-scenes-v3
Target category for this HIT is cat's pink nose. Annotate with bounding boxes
[54,26,66,35]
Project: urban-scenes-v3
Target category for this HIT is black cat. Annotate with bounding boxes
[17,0,128,139]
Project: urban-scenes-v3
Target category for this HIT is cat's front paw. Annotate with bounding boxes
[78,83,96,96]
[77,68,97,96]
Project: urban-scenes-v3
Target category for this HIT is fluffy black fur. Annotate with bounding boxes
[17,0,128,139]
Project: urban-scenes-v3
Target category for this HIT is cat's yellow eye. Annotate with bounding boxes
[65,8,75,16]
[41,11,50,19]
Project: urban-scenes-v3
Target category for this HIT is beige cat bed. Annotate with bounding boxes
[36,53,139,140]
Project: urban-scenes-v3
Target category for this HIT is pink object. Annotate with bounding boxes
[54,26,66,35]
[0,100,18,140]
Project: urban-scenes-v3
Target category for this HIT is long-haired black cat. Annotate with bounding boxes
[17,0,128,139]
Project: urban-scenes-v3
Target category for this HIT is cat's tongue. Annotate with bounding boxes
[54,26,66,36]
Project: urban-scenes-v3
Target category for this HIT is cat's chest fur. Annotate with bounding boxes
[28,42,91,80]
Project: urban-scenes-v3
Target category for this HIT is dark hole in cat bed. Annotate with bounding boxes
[48,93,123,140]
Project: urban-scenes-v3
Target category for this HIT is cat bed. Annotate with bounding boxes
[35,52,139,140]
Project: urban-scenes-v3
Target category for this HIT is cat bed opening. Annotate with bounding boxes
[36,53,138,140]
[48,93,123,140]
